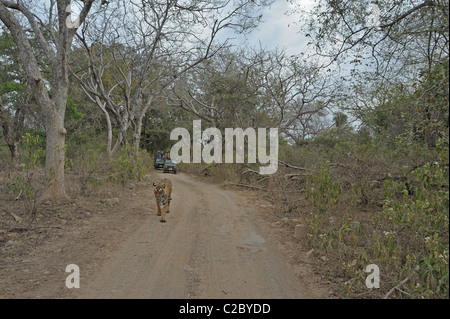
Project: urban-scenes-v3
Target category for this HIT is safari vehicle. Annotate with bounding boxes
[154,157,165,170]
[163,159,177,174]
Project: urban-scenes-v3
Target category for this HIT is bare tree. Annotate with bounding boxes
[0,0,99,200]
[170,48,338,143]
[169,48,264,130]
[253,50,336,137]
[294,0,449,82]
[71,0,270,157]
[292,0,449,140]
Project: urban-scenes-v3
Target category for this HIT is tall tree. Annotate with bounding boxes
[171,48,337,144]
[170,48,265,130]
[71,0,271,158]
[295,0,448,79]
[293,0,449,143]
[0,0,99,200]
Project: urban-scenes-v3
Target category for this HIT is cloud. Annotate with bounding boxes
[225,0,315,55]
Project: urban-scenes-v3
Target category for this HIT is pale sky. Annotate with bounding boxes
[226,0,315,56]
[66,0,315,56]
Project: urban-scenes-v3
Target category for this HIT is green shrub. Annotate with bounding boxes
[109,148,150,184]
[381,159,449,298]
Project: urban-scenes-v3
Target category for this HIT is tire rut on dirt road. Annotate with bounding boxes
[73,172,309,299]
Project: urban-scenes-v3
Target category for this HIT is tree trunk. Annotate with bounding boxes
[105,110,114,160]
[133,116,143,158]
[7,141,19,162]
[96,98,117,160]
[41,98,68,201]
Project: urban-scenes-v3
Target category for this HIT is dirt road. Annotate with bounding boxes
[68,172,314,299]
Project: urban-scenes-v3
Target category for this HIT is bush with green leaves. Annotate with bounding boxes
[5,132,44,215]
[299,137,448,298]
[109,148,150,184]
[381,157,449,298]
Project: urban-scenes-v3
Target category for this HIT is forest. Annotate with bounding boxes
[0,0,448,299]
